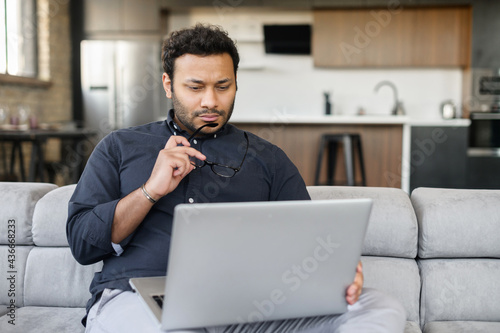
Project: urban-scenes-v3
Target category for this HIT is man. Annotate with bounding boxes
[67,24,405,332]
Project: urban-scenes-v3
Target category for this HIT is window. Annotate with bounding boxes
[0,0,37,77]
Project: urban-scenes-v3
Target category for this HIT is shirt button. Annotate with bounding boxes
[188,198,194,203]
[193,139,198,144]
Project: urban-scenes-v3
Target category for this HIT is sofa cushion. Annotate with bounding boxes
[0,246,32,308]
[308,186,418,258]
[423,321,500,333]
[24,247,102,307]
[0,306,85,333]
[405,321,423,333]
[412,187,500,258]
[0,182,58,245]
[32,184,77,246]
[361,256,420,323]
[419,259,500,326]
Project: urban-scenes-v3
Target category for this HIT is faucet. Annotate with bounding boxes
[374,80,405,116]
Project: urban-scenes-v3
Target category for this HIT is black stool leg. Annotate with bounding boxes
[314,136,326,185]
[356,136,367,186]
[1,141,7,175]
[32,140,46,182]
[342,134,355,186]
[10,142,26,181]
[327,140,338,185]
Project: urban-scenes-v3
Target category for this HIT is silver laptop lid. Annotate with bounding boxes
[161,198,372,331]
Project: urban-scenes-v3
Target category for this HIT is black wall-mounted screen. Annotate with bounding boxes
[263,24,311,55]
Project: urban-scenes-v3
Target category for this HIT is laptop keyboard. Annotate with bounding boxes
[152,294,164,309]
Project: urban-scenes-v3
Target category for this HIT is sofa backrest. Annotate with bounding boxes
[412,187,500,327]
[0,182,101,313]
[0,182,57,313]
[307,186,418,258]
[412,187,500,258]
[25,184,102,307]
[307,186,421,324]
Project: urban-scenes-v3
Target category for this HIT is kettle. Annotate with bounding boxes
[440,100,456,119]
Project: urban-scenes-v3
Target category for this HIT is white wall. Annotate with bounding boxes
[170,8,463,120]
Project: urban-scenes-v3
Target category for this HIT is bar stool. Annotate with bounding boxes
[314,133,366,186]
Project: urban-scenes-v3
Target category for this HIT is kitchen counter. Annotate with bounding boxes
[230,115,470,127]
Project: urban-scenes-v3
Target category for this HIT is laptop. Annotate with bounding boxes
[129,198,372,331]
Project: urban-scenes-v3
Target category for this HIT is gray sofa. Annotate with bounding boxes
[0,182,499,332]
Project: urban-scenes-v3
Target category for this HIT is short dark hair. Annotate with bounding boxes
[162,24,240,83]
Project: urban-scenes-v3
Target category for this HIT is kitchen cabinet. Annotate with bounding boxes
[313,6,471,67]
[84,0,159,34]
[409,126,468,193]
[232,121,403,188]
[467,156,500,189]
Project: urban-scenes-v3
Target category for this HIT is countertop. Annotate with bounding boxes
[230,115,470,126]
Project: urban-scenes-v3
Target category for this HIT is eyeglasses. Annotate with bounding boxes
[187,123,249,178]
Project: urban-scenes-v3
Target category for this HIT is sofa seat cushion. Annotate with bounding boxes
[423,321,500,333]
[405,321,423,333]
[419,259,500,325]
[412,187,500,258]
[361,256,420,323]
[308,186,418,258]
[0,306,85,333]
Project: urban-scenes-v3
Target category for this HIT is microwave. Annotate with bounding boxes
[469,68,500,112]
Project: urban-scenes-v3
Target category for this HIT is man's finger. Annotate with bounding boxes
[164,136,206,161]
[165,135,190,149]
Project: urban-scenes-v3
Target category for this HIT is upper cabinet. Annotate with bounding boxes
[84,0,159,35]
[313,6,471,68]
[471,0,500,68]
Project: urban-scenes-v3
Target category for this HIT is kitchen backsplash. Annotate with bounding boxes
[233,56,463,120]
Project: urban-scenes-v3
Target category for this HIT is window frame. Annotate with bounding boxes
[0,0,49,87]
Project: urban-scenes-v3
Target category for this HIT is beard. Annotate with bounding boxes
[172,92,235,134]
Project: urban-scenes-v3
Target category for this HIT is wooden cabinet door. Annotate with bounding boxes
[313,6,471,67]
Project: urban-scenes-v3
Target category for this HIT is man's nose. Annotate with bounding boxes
[200,88,218,110]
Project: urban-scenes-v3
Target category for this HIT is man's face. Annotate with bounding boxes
[162,53,237,135]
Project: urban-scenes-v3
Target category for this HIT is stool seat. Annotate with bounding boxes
[314,133,366,186]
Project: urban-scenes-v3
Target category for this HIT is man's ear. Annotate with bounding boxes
[162,73,172,99]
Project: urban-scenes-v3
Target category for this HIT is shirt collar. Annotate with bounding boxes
[166,109,182,136]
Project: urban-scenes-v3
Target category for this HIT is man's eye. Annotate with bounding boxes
[189,86,202,91]
[217,86,229,90]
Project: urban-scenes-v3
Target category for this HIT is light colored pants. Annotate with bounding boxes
[85,288,405,333]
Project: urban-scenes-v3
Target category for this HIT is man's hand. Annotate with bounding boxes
[346,261,363,305]
[111,135,205,244]
[146,136,206,200]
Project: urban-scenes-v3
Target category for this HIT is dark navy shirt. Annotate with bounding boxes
[66,110,310,319]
